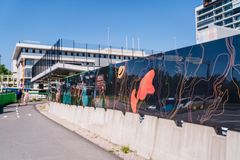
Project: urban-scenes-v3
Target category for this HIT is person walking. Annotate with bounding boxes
[23,90,30,105]
[16,89,23,107]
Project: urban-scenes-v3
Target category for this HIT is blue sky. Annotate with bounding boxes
[0,0,201,69]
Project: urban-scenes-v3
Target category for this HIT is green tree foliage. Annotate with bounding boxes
[0,64,11,75]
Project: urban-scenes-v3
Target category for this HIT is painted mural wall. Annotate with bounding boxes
[53,35,240,132]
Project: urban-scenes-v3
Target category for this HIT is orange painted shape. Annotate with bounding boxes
[130,89,138,113]
[137,69,155,100]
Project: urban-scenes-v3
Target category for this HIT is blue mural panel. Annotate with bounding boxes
[56,35,240,132]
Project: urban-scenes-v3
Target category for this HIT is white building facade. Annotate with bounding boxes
[195,0,240,43]
[12,40,148,89]
[0,74,17,92]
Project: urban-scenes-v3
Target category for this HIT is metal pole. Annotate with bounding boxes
[98,44,101,67]
[73,40,75,63]
[86,43,88,71]
[107,27,110,47]
[110,46,112,64]
[121,47,123,62]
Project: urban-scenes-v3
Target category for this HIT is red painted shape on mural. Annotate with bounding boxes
[130,69,155,113]
[131,89,138,113]
[137,69,155,100]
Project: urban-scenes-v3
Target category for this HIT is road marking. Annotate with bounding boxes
[28,113,32,117]
[17,115,20,118]
[3,115,8,118]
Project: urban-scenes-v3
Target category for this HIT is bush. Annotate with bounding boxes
[121,146,130,154]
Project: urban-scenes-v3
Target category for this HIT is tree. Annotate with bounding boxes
[0,64,11,75]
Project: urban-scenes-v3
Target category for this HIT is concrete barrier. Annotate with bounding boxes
[75,106,84,126]
[179,123,215,160]
[48,102,240,160]
[210,135,226,160]
[110,110,125,145]
[151,118,182,160]
[120,112,139,148]
[134,115,158,159]
[88,108,106,135]
[100,109,115,141]
[226,130,240,160]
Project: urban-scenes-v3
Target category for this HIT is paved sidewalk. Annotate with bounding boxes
[36,103,146,160]
[0,103,120,160]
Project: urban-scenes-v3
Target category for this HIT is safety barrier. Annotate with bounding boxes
[49,102,240,160]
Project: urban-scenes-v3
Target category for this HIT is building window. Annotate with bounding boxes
[235,22,240,28]
[224,11,232,18]
[224,18,233,24]
[197,18,214,28]
[235,15,240,21]
[21,48,26,52]
[197,5,213,15]
[224,4,232,11]
[25,59,34,66]
[215,21,223,26]
[24,68,32,78]
[198,12,214,21]
[42,50,46,54]
[29,48,33,53]
[76,53,79,56]
[226,24,233,28]
[215,1,222,8]
[223,0,232,5]
[215,15,223,21]
[215,8,222,15]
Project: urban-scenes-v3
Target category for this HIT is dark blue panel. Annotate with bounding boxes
[56,35,240,132]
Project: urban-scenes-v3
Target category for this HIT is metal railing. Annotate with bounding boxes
[32,39,160,78]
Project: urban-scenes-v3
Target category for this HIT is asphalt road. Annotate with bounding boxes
[0,103,120,160]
